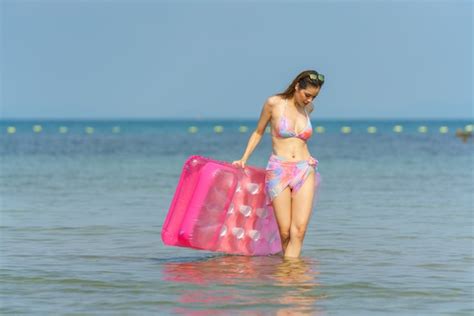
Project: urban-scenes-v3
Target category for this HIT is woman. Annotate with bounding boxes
[232,70,324,258]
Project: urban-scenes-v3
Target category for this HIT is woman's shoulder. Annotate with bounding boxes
[262,95,283,117]
[265,95,285,108]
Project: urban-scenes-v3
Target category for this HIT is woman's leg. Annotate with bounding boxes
[284,171,316,258]
[271,186,292,254]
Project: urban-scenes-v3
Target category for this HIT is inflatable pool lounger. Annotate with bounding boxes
[161,155,282,256]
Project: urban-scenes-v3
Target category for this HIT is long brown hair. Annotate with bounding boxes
[276,70,324,113]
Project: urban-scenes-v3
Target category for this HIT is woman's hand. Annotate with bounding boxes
[232,159,247,168]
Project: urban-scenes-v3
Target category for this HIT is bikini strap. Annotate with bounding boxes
[303,106,310,121]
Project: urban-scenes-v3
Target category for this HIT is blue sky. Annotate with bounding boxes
[1,0,472,119]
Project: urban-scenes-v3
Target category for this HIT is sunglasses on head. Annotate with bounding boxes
[308,72,325,84]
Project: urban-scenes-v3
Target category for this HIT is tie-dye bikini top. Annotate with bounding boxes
[273,98,313,141]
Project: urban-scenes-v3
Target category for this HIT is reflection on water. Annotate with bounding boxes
[162,255,326,315]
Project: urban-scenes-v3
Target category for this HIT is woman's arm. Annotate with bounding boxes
[232,97,273,168]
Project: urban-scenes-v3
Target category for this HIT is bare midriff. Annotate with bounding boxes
[271,135,312,161]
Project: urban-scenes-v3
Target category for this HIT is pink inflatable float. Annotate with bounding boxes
[161,155,282,256]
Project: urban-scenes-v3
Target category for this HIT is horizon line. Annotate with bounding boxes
[0,117,473,122]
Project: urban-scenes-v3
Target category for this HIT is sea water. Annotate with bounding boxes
[1,119,472,315]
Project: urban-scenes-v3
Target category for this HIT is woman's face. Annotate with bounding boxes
[294,84,320,107]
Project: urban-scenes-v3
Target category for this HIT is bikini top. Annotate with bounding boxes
[273,98,313,141]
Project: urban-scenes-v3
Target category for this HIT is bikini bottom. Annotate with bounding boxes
[265,153,320,202]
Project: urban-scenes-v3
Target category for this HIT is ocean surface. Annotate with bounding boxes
[1,119,473,315]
